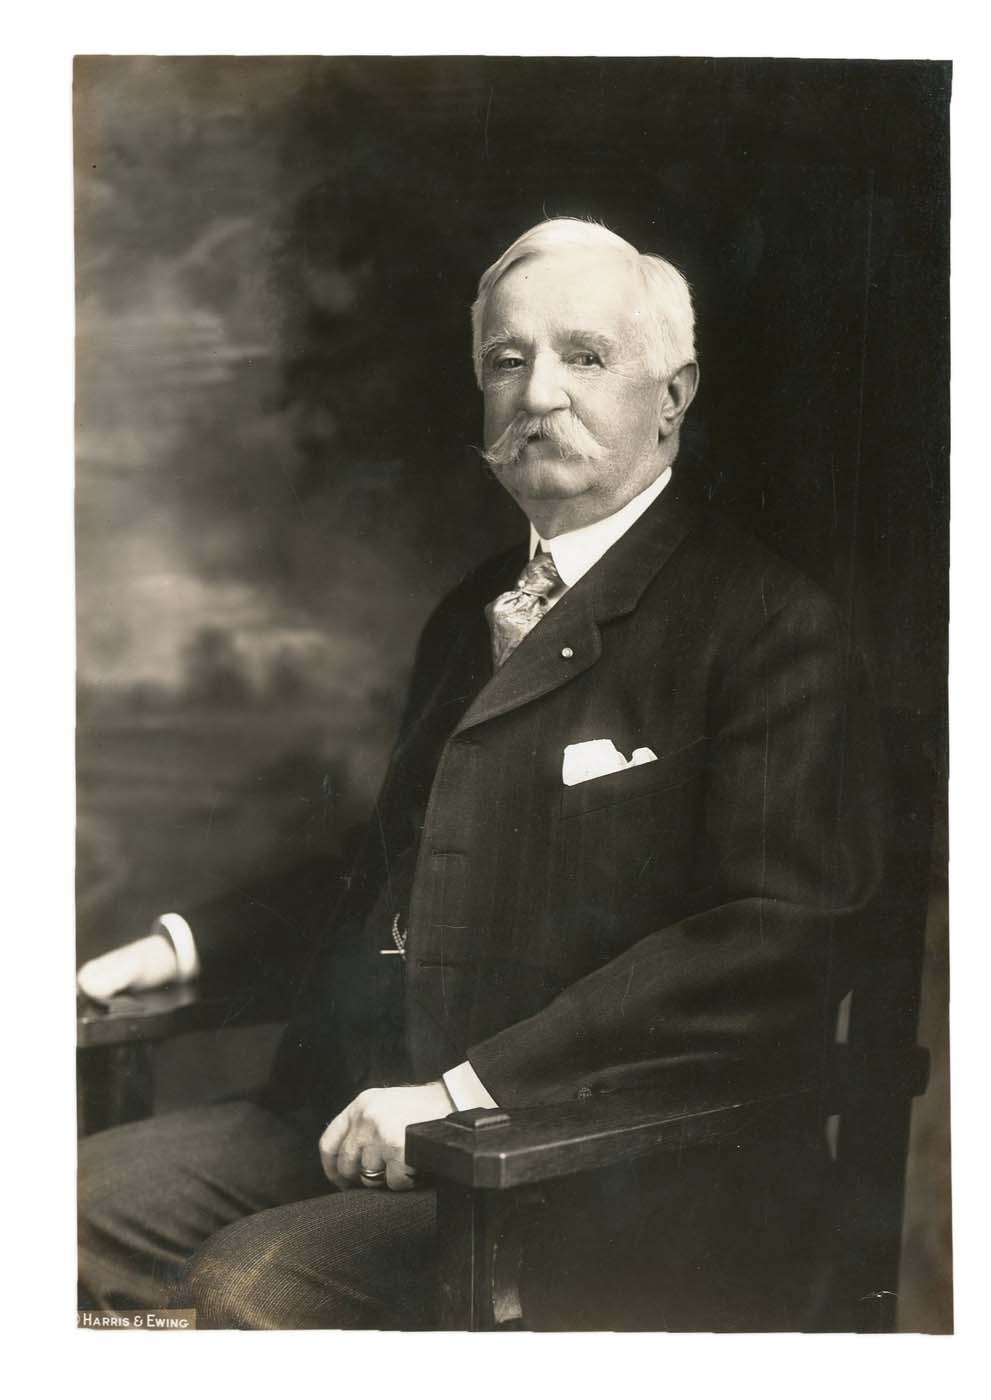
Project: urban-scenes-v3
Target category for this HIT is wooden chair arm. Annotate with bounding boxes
[405,1038,931,1193]
[406,1087,808,1191]
[76,979,290,1050]
[76,979,293,1136]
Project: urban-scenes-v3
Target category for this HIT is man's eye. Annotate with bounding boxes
[492,355,525,371]
[571,351,603,367]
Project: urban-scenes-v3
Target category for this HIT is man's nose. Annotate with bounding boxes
[520,353,570,416]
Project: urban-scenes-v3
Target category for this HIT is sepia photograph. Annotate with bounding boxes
[71,54,951,1335]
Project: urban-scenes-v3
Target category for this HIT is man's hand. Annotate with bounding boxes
[76,932,180,1002]
[319,1083,454,1192]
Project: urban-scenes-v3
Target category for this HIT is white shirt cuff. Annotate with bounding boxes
[153,913,201,982]
[442,1060,498,1111]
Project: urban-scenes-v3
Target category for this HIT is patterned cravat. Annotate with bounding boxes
[485,550,564,668]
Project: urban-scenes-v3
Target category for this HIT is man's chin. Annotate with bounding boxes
[492,454,589,500]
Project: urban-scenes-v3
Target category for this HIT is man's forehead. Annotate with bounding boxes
[484,247,647,337]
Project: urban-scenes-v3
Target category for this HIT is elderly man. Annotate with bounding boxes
[78,218,880,1330]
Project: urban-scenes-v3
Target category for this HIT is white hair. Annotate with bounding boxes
[470,217,696,387]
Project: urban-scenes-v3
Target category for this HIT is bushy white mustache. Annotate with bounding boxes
[482,412,606,468]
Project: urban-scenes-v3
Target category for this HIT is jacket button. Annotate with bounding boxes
[561,646,574,660]
[576,1085,593,1100]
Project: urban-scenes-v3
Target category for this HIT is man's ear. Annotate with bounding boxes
[657,362,700,440]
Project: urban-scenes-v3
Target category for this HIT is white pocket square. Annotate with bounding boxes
[562,739,658,787]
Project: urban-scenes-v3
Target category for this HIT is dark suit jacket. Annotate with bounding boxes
[193,477,883,1135]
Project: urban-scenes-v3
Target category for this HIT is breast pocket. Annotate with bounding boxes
[559,737,708,820]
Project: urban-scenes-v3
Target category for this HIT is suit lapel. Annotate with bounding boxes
[455,483,699,735]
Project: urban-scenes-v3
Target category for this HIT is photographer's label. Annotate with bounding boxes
[77,1309,196,1330]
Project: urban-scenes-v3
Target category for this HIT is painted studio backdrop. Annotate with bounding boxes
[74,57,950,1329]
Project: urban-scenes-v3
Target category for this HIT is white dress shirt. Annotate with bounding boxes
[531,466,672,592]
[157,467,674,1112]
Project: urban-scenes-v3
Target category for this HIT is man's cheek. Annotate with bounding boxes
[483,407,510,446]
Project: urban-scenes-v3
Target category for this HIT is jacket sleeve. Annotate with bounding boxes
[179,846,357,991]
[467,581,885,1110]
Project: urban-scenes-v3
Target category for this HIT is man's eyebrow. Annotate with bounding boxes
[562,330,620,354]
[480,330,621,359]
[478,333,520,360]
